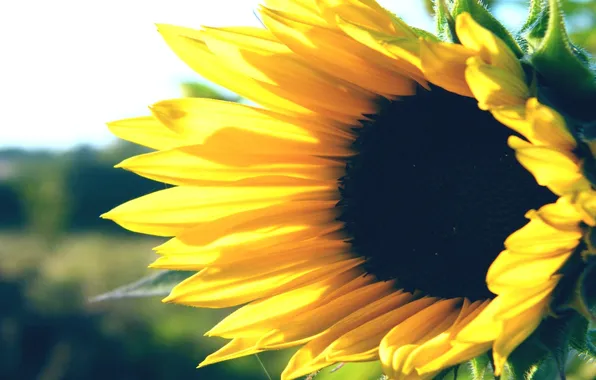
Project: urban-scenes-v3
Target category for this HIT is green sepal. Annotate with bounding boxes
[536,312,578,379]
[410,27,442,42]
[503,335,551,380]
[570,256,596,322]
[434,0,458,43]
[433,364,470,380]
[519,0,549,46]
[531,0,596,119]
[432,368,453,380]
[568,311,596,359]
[89,270,195,302]
[469,354,493,379]
[549,242,587,315]
[451,0,524,58]
[520,0,543,33]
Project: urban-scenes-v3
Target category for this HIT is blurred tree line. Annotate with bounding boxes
[0,140,158,239]
[0,273,268,380]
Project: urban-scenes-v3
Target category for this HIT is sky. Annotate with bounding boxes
[0,1,437,150]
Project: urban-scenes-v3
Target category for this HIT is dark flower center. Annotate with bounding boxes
[338,85,557,301]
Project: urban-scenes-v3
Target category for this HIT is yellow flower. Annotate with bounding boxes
[102,1,596,379]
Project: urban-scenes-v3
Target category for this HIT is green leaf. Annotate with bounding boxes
[451,0,524,57]
[90,270,194,302]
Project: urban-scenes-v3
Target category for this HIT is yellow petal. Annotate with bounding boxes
[153,96,355,141]
[326,297,443,362]
[154,201,339,255]
[257,279,394,349]
[419,39,474,97]
[157,23,310,114]
[415,301,492,374]
[281,291,415,379]
[486,249,573,294]
[379,298,462,376]
[333,17,426,83]
[150,98,317,143]
[152,225,314,270]
[455,13,523,78]
[198,337,262,367]
[199,26,376,119]
[106,116,186,150]
[207,270,364,338]
[491,99,576,152]
[492,296,552,375]
[456,276,559,344]
[505,223,580,256]
[314,0,422,74]
[316,0,402,35]
[260,7,416,96]
[153,231,347,271]
[575,190,596,226]
[526,98,576,149]
[101,185,333,236]
[509,135,588,195]
[192,127,354,161]
[493,276,560,320]
[264,0,327,26]
[163,257,363,307]
[532,196,585,229]
[465,57,528,110]
[116,147,343,186]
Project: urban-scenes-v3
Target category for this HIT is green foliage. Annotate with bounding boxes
[0,272,268,380]
[0,144,161,241]
[63,145,163,232]
[0,182,25,228]
[0,232,300,380]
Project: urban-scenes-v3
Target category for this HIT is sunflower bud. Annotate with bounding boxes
[528,0,596,127]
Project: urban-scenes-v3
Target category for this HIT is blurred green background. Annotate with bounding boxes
[1,1,595,380]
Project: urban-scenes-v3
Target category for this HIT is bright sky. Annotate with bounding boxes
[0,0,433,150]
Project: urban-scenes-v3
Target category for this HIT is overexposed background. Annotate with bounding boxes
[0,0,435,150]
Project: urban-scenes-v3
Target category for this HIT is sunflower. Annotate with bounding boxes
[102,0,596,378]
